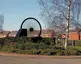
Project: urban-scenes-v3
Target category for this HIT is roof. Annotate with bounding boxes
[0,31,10,35]
[42,29,55,34]
[0,29,56,37]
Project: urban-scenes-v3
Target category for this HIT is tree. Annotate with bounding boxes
[0,14,4,32]
[65,0,71,49]
[39,0,81,49]
[39,0,81,34]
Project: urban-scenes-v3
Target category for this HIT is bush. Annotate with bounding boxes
[1,37,81,56]
[64,47,78,55]
[41,38,55,45]
[0,45,16,53]
[75,40,81,46]
[76,50,81,55]
[47,49,57,55]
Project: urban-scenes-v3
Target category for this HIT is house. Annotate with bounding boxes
[0,29,56,38]
[0,31,18,38]
[1,29,81,40]
[22,29,56,38]
[62,30,80,40]
[41,29,56,38]
[9,31,17,37]
[0,31,11,38]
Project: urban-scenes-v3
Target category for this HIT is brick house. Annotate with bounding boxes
[62,30,81,40]
[41,29,56,38]
[9,31,17,37]
[0,31,11,38]
[0,29,56,38]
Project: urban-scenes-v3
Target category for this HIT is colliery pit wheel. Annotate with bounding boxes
[16,17,42,38]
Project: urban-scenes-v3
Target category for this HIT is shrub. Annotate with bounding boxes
[41,38,54,45]
[76,50,81,55]
[75,40,81,46]
[0,45,15,53]
[1,37,81,56]
[64,47,78,55]
[47,49,57,55]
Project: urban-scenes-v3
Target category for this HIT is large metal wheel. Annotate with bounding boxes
[19,17,42,37]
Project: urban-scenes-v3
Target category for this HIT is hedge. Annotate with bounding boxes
[0,37,81,55]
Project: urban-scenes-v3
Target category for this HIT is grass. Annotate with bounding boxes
[68,46,81,50]
[74,46,81,50]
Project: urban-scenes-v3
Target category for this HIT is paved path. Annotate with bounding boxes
[0,56,81,64]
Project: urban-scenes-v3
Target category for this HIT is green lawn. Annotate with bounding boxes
[74,46,81,50]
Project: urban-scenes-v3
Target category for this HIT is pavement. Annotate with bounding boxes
[0,52,81,64]
[0,52,81,59]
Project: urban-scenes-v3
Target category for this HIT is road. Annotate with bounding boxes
[0,56,81,64]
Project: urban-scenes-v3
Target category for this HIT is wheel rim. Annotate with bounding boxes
[20,17,42,37]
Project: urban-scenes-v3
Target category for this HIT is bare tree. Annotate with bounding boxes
[65,0,71,49]
[39,0,81,33]
[39,0,67,34]
[39,0,81,49]
[0,14,4,32]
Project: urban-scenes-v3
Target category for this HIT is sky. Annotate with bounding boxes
[0,0,45,31]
